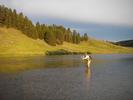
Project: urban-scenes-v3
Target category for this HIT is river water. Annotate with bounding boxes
[0,54,133,100]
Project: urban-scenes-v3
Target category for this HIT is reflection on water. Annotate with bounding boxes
[0,54,133,100]
[0,55,83,73]
[85,68,91,80]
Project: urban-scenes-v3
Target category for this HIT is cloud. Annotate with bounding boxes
[1,0,133,27]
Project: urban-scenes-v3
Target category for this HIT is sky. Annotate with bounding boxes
[0,0,133,41]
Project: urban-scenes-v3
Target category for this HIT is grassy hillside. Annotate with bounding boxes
[0,27,133,56]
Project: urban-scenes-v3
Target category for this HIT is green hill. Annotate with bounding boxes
[0,27,133,56]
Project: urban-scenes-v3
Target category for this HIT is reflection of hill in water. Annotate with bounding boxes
[0,54,133,73]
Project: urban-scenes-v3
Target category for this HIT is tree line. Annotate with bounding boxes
[0,5,89,46]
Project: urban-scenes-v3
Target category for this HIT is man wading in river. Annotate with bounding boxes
[82,54,92,69]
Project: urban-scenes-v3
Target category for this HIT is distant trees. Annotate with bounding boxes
[0,5,89,46]
[64,28,72,42]
[0,5,5,26]
[36,22,43,39]
[0,5,38,39]
[76,33,81,44]
[81,33,88,41]
[44,30,56,46]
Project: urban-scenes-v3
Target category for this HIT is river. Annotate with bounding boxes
[0,54,133,100]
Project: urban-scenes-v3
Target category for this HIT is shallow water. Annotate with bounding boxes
[0,54,133,100]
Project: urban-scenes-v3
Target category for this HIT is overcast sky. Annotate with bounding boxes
[0,0,133,41]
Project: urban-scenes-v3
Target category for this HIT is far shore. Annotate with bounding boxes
[0,52,133,57]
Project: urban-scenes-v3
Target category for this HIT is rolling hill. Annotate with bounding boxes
[0,27,133,56]
[115,40,133,47]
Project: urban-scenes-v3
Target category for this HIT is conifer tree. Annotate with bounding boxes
[83,33,88,41]
[44,30,56,46]
[0,5,83,45]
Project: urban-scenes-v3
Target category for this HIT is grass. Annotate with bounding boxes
[0,27,133,56]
